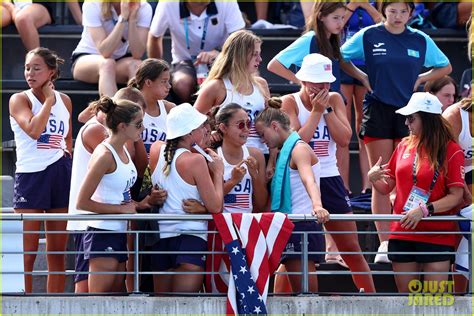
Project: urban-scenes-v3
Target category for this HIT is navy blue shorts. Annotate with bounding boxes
[13,155,72,210]
[83,227,128,263]
[341,65,367,86]
[150,235,207,271]
[73,232,89,283]
[388,239,455,264]
[281,221,325,263]
[320,176,352,214]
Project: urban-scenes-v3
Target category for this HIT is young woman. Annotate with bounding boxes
[148,103,224,294]
[9,47,72,293]
[280,53,375,292]
[71,0,152,96]
[368,92,464,293]
[214,103,268,214]
[255,98,329,293]
[194,30,270,157]
[341,1,452,263]
[76,97,146,293]
[128,58,175,155]
[424,76,458,112]
[341,0,382,195]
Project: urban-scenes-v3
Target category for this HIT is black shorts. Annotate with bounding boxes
[359,94,409,140]
[320,176,352,214]
[70,52,133,73]
[388,239,455,263]
[281,221,325,263]
[171,60,197,80]
[83,227,128,263]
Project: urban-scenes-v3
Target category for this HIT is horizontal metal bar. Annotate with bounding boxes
[1,211,470,221]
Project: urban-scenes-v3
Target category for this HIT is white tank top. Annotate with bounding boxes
[151,146,206,240]
[220,78,268,153]
[217,146,253,214]
[290,144,321,215]
[458,109,473,174]
[293,93,339,178]
[142,100,168,155]
[67,117,106,231]
[86,142,137,231]
[11,90,69,172]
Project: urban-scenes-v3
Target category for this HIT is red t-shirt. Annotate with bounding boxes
[387,140,464,246]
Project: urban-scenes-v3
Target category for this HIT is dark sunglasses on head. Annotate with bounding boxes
[235,120,251,130]
[406,115,416,123]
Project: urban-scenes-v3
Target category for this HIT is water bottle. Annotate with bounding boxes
[196,63,209,86]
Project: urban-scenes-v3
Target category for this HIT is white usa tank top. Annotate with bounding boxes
[86,142,137,232]
[293,93,339,178]
[217,146,253,214]
[220,78,268,153]
[67,117,106,231]
[142,100,168,154]
[151,146,207,241]
[11,90,69,172]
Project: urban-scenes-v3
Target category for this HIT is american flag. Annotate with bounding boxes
[207,213,294,315]
[224,194,250,209]
[310,140,330,157]
[37,134,62,149]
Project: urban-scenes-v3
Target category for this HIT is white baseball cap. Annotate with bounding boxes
[395,92,443,116]
[295,53,336,84]
[166,103,208,140]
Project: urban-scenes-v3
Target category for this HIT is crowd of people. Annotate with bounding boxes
[7,0,472,296]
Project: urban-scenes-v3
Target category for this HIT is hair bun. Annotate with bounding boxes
[96,96,116,114]
[267,97,282,109]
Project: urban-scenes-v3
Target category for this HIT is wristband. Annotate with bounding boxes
[419,202,429,218]
[324,106,334,115]
[117,15,128,24]
[426,202,435,216]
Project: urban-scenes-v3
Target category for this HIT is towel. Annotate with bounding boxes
[271,131,301,213]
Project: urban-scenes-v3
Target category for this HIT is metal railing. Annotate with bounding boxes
[1,210,471,296]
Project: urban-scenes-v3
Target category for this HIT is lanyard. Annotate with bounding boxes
[412,152,439,195]
[184,16,210,56]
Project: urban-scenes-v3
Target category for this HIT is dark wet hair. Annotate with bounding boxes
[255,97,290,131]
[380,1,415,19]
[128,58,170,90]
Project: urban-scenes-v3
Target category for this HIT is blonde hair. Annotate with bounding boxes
[203,30,265,95]
[101,2,113,20]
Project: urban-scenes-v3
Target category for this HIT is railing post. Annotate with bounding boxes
[469,231,472,294]
[133,231,140,294]
[301,231,309,294]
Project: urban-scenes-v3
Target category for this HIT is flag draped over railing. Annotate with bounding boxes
[207,213,294,315]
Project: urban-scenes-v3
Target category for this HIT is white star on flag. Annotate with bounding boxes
[247,286,255,294]
[254,306,262,314]
[258,294,263,302]
[231,247,239,255]
[239,266,247,274]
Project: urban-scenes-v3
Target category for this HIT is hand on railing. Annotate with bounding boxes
[400,206,424,229]
[312,206,330,224]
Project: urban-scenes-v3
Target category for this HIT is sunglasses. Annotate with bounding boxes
[128,120,144,129]
[234,120,251,130]
[406,115,416,123]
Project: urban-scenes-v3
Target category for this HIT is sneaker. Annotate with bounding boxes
[374,241,391,264]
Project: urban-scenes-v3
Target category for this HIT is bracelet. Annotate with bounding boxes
[117,15,128,24]
[426,202,435,216]
[419,202,429,218]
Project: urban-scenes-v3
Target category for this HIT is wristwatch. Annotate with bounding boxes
[323,106,334,115]
[117,15,128,24]
[426,202,435,216]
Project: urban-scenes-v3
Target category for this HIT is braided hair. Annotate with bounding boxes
[162,138,181,176]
